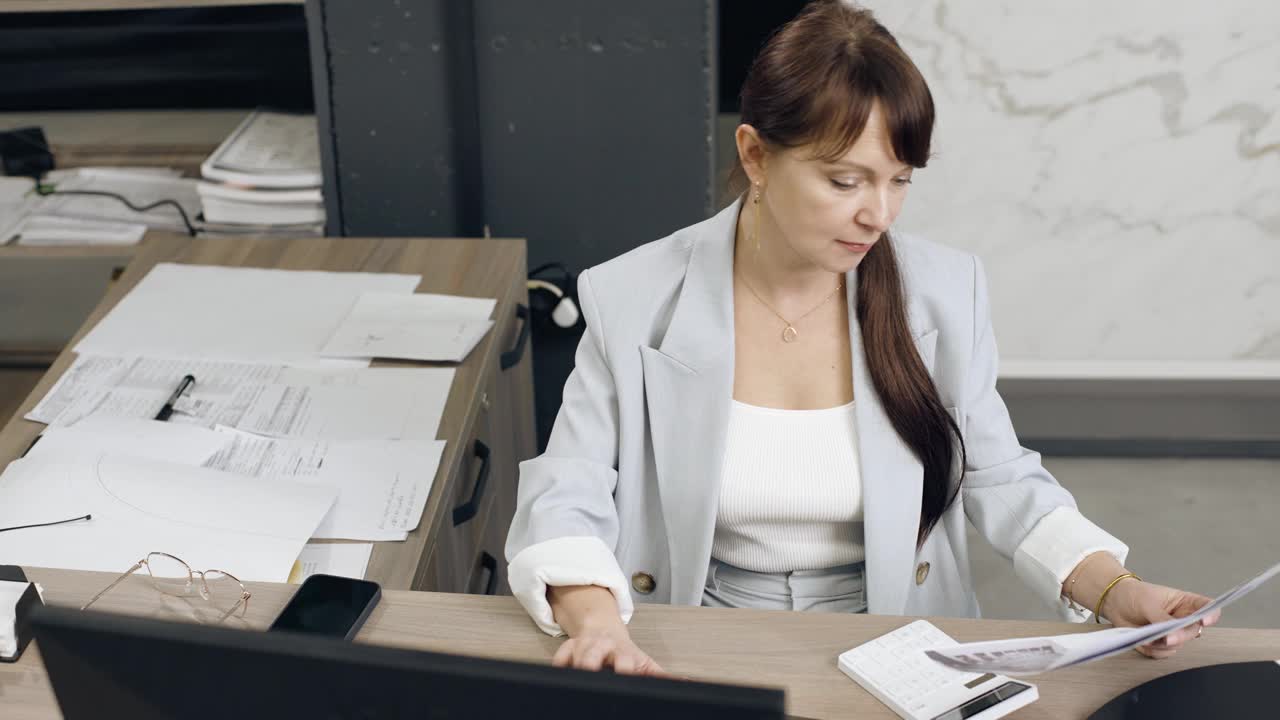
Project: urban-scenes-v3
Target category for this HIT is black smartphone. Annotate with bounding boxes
[268,574,381,640]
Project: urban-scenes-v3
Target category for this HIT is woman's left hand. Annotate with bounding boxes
[1103,579,1222,659]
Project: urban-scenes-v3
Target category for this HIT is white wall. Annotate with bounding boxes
[863,0,1280,371]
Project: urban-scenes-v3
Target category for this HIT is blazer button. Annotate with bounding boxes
[631,572,656,595]
[915,562,931,586]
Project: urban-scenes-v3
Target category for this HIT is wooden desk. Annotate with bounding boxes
[0,235,537,595]
[6,567,1280,720]
[0,239,151,368]
[0,235,165,426]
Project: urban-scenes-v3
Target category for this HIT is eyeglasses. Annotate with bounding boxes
[81,552,251,624]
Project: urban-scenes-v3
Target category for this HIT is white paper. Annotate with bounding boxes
[237,367,455,441]
[74,264,421,366]
[290,544,374,583]
[196,181,322,205]
[206,427,445,540]
[36,168,201,232]
[28,354,284,428]
[26,417,233,466]
[201,111,322,188]
[0,452,337,583]
[8,214,146,246]
[0,580,32,658]
[926,560,1280,676]
[321,292,497,362]
[235,383,428,442]
[31,359,455,459]
[0,176,39,244]
[26,355,134,425]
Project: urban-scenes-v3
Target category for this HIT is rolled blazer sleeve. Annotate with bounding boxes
[958,257,1128,620]
[505,269,634,636]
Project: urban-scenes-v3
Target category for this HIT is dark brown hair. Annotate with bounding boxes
[737,0,963,546]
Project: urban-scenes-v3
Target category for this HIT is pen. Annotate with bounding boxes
[154,374,196,421]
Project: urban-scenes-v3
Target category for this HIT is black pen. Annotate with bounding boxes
[154,374,196,421]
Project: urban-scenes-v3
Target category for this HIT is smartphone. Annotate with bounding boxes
[268,574,381,640]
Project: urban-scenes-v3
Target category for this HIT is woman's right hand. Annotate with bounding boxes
[552,621,667,675]
[547,584,667,676]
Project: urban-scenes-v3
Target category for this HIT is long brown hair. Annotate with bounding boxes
[736,0,963,546]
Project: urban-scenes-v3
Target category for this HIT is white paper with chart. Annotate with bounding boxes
[0,452,337,583]
[28,357,454,444]
[925,560,1280,676]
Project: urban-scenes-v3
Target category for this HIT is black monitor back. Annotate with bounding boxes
[31,605,786,719]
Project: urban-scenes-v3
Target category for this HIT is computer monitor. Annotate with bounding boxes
[31,605,786,719]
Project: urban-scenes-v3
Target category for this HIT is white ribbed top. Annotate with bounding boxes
[711,399,865,573]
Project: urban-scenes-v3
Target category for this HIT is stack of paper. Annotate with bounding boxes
[197,182,324,227]
[24,417,232,466]
[0,169,188,246]
[197,110,325,231]
[8,258,472,577]
[29,355,455,443]
[0,451,337,583]
[27,355,284,429]
[0,176,37,244]
[22,403,446,545]
[7,215,146,247]
[35,167,200,233]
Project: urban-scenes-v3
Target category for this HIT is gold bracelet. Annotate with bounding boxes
[1094,572,1142,624]
[1065,553,1102,610]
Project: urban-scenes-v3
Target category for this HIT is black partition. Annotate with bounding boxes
[307,0,719,447]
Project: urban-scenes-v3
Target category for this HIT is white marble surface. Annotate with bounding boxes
[863,1,1280,366]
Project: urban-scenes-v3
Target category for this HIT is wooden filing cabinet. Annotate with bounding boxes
[0,235,538,597]
[416,264,536,597]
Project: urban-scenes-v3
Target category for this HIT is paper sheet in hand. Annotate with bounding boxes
[925,560,1280,676]
[320,292,496,362]
[206,427,445,541]
[0,453,337,582]
[74,264,421,366]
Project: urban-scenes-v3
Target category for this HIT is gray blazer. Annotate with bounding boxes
[507,197,1106,621]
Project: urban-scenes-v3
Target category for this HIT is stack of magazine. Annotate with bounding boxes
[196,110,325,235]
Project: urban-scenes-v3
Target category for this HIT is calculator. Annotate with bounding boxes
[837,620,1038,720]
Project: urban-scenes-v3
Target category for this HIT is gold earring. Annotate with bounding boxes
[753,183,762,253]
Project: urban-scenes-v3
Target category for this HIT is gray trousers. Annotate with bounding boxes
[700,557,869,614]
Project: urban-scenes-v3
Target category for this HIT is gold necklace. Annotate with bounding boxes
[739,272,843,343]
[744,188,843,343]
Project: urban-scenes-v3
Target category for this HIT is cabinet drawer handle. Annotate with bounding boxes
[451,440,491,526]
[500,304,530,371]
[477,551,498,596]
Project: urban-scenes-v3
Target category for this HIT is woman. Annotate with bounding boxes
[505,0,1220,675]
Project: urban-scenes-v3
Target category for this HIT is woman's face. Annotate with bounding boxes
[744,101,915,274]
